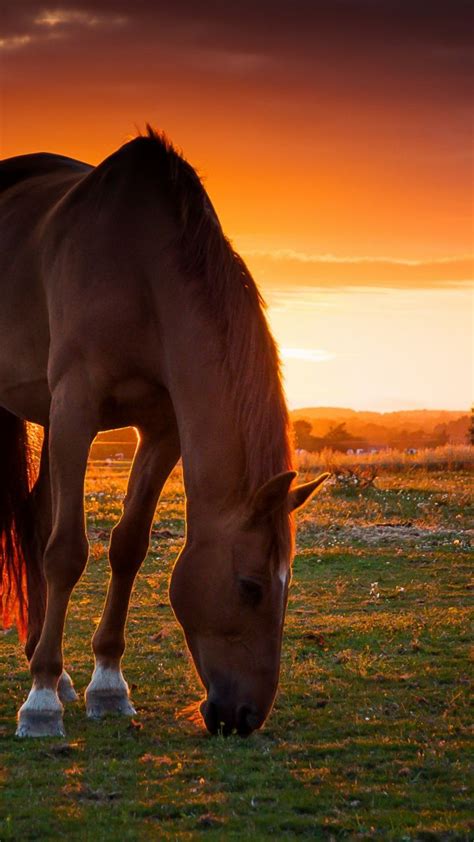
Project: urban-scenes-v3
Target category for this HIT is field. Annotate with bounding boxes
[0,459,472,840]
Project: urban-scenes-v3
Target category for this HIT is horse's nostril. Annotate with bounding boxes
[202,697,261,737]
[236,704,260,737]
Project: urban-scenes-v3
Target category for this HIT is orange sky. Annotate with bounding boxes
[1,1,472,409]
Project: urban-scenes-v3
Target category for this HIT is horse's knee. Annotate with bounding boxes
[109,524,147,577]
[43,531,89,589]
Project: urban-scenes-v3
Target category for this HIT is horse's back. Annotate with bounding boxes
[0,152,90,194]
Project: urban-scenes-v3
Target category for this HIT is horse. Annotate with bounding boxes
[0,127,328,738]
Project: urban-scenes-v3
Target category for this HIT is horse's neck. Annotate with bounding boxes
[178,382,244,510]
[161,288,246,512]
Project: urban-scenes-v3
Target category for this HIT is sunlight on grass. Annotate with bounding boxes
[0,462,471,840]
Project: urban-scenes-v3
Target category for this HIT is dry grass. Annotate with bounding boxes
[295,443,474,472]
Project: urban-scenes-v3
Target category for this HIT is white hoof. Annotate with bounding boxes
[16,687,65,738]
[58,670,79,703]
[85,664,136,719]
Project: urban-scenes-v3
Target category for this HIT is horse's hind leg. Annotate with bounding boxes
[23,430,49,662]
[16,378,95,737]
[86,423,180,719]
[23,430,78,705]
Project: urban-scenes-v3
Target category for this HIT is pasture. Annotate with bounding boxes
[0,459,472,840]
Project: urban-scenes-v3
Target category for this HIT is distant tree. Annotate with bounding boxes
[446,415,469,444]
[292,419,329,452]
[321,422,367,453]
[469,407,474,446]
[325,422,354,442]
[432,424,449,447]
[293,419,314,450]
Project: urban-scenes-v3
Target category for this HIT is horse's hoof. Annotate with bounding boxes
[85,665,136,719]
[58,670,79,703]
[85,690,136,719]
[16,710,66,738]
[16,688,65,738]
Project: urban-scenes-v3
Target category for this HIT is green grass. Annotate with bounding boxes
[1,466,472,840]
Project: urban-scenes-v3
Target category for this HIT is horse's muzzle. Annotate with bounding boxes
[200,698,262,737]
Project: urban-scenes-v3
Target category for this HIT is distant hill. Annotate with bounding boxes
[291,407,467,430]
[290,408,470,450]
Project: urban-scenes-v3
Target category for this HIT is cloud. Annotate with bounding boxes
[35,9,127,28]
[244,249,474,267]
[0,4,127,50]
[36,10,100,27]
[0,34,33,50]
[243,249,473,290]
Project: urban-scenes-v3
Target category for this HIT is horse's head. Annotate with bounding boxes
[170,471,329,736]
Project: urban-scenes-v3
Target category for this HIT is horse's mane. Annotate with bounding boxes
[136,127,294,559]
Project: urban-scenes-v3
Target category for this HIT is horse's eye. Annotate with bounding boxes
[239,578,264,606]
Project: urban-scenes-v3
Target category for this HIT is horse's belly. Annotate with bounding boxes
[0,299,50,424]
[0,378,51,425]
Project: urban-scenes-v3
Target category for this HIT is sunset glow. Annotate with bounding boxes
[1,1,472,410]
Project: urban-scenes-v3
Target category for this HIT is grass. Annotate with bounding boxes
[0,462,472,840]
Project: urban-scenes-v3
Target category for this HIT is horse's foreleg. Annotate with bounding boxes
[23,430,78,705]
[16,380,95,737]
[86,426,180,719]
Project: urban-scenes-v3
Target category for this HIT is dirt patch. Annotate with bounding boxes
[304,522,473,549]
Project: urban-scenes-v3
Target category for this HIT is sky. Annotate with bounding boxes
[1,1,472,410]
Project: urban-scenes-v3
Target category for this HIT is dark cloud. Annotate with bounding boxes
[2,1,472,45]
[1,0,472,99]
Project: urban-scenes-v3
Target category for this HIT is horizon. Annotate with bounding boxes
[1,1,472,410]
[289,405,470,415]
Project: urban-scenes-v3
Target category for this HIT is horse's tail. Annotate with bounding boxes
[0,408,37,641]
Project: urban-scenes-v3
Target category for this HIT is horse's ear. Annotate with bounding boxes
[288,472,330,512]
[250,471,297,520]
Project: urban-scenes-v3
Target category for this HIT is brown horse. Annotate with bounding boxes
[0,128,328,738]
